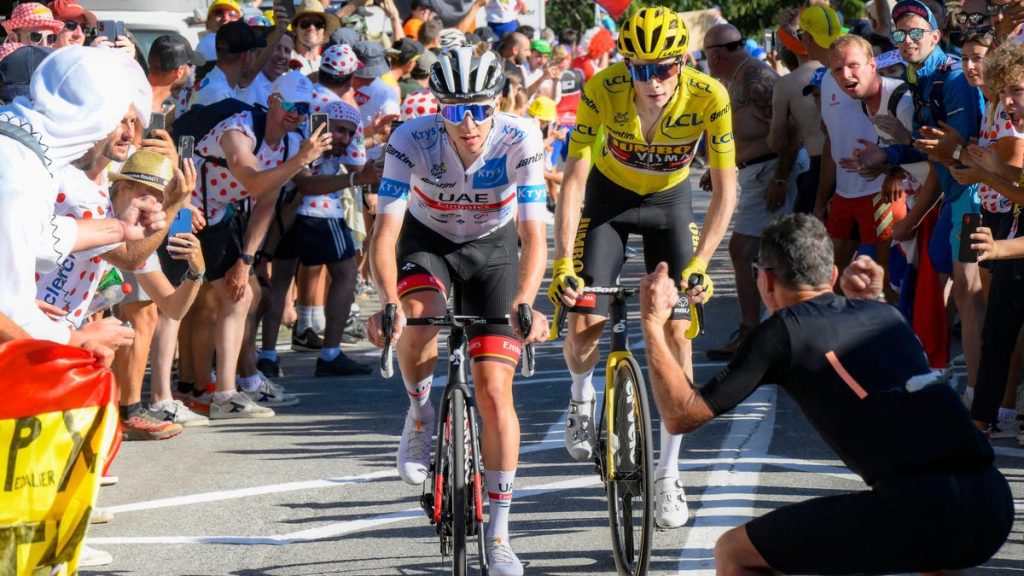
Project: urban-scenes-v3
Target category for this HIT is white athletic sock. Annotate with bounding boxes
[998,407,1017,422]
[258,349,278,362]
[212,391,234,403]
[404,376,433,419]
[570,368,595,402]
[296,306,313,333]
[485,469,515,540]
[150,399,173,412]
[237,374,262,392]
[311,306,326,333]
[320,346,341,362]
[655,421,682,479]
[962,386,975,408]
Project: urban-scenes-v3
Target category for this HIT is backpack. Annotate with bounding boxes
[0,119,48,169]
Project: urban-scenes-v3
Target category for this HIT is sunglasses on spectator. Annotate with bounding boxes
[705,39,745,51]
[279,100,310,115]
[962,25,996,44]
[751,256,774,280]
[440,103,496,123]
[299,19,325,30]
[954,12,989,26]
[628,58,682,82]
[213,8,238,18]
[891,28,933,43]
[62,20,94,35]
[26,31,56,45]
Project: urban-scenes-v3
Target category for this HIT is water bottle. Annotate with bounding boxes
[84,269,133,316]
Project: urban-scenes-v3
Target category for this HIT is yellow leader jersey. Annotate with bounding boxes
[568,62,735,194]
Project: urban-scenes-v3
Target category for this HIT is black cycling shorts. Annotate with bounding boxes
[274,215,356,266]
[158,211,242,285]
[396,215,521,365]
[746,465,1013,574]
[571,167,697,319]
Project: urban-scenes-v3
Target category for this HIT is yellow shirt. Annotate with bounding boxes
[568,62,735,194]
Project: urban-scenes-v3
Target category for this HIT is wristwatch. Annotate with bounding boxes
[239,253,255,265]
[185,269,206,283]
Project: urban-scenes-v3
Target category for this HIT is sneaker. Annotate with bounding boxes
[564,399,595,461]
[121,409,183,441]
[654,475,689,529]
[292,327,323,351]
[343,314,368,342]
[187,390,213,415]
[486,537,524,576]
[397,414,433,485]
[315,352,373,376]
[209,392,276,419]
[89,507,114,524]
[243,375,300,407]
[78,545,113,567]
[148,400,209,427]
[706,326,751,361]
[257,357,283,378]
[988,417,1019,440]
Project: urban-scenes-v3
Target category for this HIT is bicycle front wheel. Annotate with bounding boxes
[447,388,468,576]
[606,356,654,576]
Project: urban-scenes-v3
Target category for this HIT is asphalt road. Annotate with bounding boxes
[83,175,1024,575]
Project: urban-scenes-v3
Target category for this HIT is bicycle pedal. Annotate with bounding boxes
[420,493,435,521]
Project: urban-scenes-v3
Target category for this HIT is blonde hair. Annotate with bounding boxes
[551,45,569,64]
[829,34,874,62]
[984,41,1024,94]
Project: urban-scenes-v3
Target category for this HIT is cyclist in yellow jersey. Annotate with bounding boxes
[548,6,738,529]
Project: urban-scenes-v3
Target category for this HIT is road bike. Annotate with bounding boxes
[553,277,704,576]
[381,299,535,576]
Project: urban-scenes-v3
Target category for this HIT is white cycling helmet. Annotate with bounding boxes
[428,46,505,104]
[439,28,467,50]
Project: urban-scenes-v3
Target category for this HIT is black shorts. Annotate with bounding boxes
[571,167,696,319]
[274,215,356,266]
[746,465,1013,574]
[396,215,521,364]
[158,211,242,285]
[794,154,821,215]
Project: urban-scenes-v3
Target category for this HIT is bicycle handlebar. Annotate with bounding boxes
[685,273,705,339]
[378,304,537,378]
[552,280,643,339]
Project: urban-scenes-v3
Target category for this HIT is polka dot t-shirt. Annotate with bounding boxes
[35,167,118,328]
[977,102,1021,214]
[299,155,348,219]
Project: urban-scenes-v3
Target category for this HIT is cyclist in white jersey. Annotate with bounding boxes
[367,46,549,576]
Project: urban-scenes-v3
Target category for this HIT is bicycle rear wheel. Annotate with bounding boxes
[606,356,654,576]
[447,388,468,576]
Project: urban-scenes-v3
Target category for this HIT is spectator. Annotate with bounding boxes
[403,0,434,40]
[497,30,529,86]
[523,38,549,91]
[196,0,244,60]
[260,100,377,377]
[312,42,361,112]
[399,48,436,99]
[485,0,523,38]
[47,0,95,48]
[147,33,206,121]
[2,2,64,48]
[418,17,443,51]
[572,26,614,80]
[191,20,266,109]
[703,23,804,360]
[352,40,400,145]
[384,37,423,101]
[238,33,293,107]
[291,0,340,75]
[0,45,51,102]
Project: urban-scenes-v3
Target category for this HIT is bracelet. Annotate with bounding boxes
[185,269,205,283]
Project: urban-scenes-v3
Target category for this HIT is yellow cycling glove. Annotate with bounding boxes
[547,258,584,341]
[681,257,711,340]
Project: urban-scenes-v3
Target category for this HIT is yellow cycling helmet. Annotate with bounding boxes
[617,7,689,61]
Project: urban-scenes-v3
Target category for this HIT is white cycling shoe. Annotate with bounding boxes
[487,536,524,576]
[564,398,595,461]
[397,413,433,485]
[654,475,689,528]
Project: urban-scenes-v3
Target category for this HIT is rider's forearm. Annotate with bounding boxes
[695,167,737,263]
[641,316,712,434]
[515,219,547,305]
[371,214,403,304]
[554,156,589,260]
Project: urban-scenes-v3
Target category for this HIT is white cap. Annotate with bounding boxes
[272,70,314,103]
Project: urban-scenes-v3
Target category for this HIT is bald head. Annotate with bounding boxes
[703,24,741,50]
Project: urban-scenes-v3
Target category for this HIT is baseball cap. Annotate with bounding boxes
[110,150,174,196]
[46,0,96,26]
[0,46,53,100]
[388,37,423,66]
[150,33,206,71]
[802,66,827,96]
[798,5,842,49]
[891,0,939,29]
[353,40,389,78]
[320,43,361,77]
[776,27,807,56]
[530,39,552,55]
[272,70,314,103]
[876,49,906,69]
[410,48,437,80]
[215,20,267,54]
[208,0,242,17]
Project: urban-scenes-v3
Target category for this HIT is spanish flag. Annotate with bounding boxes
[0,340,119,576]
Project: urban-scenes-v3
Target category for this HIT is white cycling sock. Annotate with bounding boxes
[296,306,313,333]
[404,376,433,419]
[655,421,682,479]
[485,469,515,540]
[570,368,595,402]
[311,306,326,333]
[237,374,262,392]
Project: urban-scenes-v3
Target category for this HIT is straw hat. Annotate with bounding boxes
[292,0,340,44]
[109,150,174,196]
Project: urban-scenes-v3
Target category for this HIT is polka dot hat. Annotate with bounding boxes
[401,89,438,122]
[320,43,361,77]
[326,99,361,127]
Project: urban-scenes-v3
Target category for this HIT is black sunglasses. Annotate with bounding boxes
[299,19,325,30]
[62,20,94,35]
[705,39,744,51]
[751,256,774,280]
[891,28,934,43]
[954,11,989,26]
[962,25,996,44]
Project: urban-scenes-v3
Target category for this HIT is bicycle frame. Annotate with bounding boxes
[603,292,632,483]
